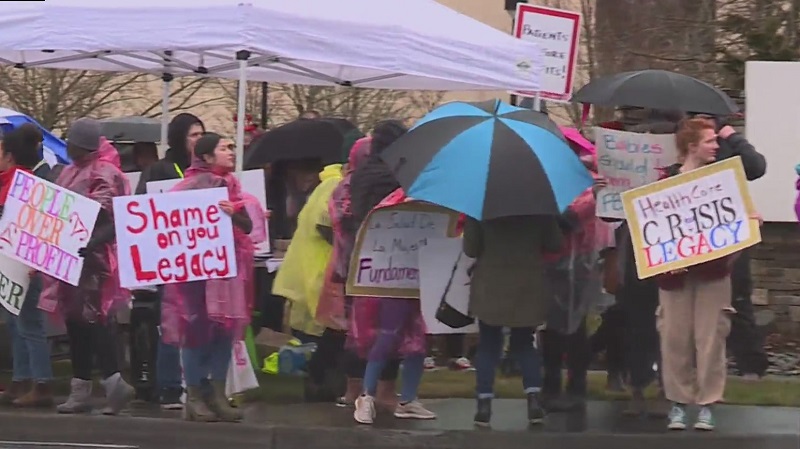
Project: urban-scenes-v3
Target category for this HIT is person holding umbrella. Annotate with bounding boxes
[380,100,594,427]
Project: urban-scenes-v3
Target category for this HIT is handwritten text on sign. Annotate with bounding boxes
[595,128,678,219]
[113,188,238,289]
[346,202,458,298]
[147,169,271,254]
[621,157,761,279]
[0,170,99,286]
[513,4,581,102]
[0,254,30,315]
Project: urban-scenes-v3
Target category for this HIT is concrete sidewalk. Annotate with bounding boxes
[0,399,797,449]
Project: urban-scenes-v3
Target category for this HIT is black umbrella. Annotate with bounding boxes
[100,116,161,143]
[244,119,344,169]
[574,70,739,115]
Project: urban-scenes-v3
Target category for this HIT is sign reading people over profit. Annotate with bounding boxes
[346,202,459,298]
[0,170,100,286]
[0,254,30,315]
[594,128,679,219]
[113,188,238,289]
[621,157,761,279]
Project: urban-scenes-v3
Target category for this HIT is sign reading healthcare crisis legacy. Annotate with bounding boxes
[595,128,679,219]
[346,202,459,298]
[0,170,100,286]
[113,188,238,289]
[621,157,761,279]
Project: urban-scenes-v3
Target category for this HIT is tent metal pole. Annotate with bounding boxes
[159,73,173,157]
[235,50,251,173]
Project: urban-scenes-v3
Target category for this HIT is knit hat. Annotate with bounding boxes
[67,118,102,151]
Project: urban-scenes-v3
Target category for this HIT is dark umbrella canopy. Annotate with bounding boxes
[380,99,593,220]
[574,69,739,115]
[100,116,161,143]
[244,119,344,169]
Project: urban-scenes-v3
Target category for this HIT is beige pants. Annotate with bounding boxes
[657,275,733,405]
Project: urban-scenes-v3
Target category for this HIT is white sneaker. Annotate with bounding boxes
[354,395,376,424]
[394,400,437,420]
[423,357,439,371]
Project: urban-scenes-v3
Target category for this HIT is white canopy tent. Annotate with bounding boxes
[0,0,544,169]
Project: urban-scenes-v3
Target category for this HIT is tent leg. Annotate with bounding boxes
[235,51,250,173]
[159,73,173,157]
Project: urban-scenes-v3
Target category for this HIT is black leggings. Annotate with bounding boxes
[308,328,401,385]
[67,319,121,381]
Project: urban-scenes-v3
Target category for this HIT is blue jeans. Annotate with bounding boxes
[156,339,183,391]
[475,321,541,399]
[182,332,233,387]
[5,276,52,382]
[364,354,425,403]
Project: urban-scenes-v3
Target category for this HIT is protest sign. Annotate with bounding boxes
[0,170,100,286]
[148,169,270,254]
[512,4,581,102]
[0,254,30,315]
[113,187,238,289]
[346,202,458,298]
[595,128,679,219]
[621,157,761,279]
[419,238,477,334]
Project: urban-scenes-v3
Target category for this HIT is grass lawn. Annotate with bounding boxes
[8,357,798,408]
[243,369,800,407]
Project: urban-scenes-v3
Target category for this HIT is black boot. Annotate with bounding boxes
[474,397,492,427]
[527,392,546,424]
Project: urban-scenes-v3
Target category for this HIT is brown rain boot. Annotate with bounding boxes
[208,381,243,422]
[0,380,31,406]
[337,378,363,407]
[13,382,54,408]
[375,380,398,412]
[184,386,218,422]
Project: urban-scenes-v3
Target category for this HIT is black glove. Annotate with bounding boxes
[77,246,89,258]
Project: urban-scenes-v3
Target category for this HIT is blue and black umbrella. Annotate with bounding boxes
[380,99,593,220]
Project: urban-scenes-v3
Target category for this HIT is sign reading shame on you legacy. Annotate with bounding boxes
[346,202,458,298]
[0,170,100,286]
[113,188,238,289]
[621,157,761,279]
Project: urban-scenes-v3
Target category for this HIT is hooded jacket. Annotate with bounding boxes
[135,113,204,194]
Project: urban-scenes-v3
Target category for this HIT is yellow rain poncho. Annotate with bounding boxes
[273,164,344,337]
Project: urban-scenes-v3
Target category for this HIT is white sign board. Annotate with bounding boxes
[0,254,31,315]
[513,4,581,102]
[0,170,100,286]
[112,188,238,289]
[745,61,797,222]
[346,202,458,298]
[594,128,679,219]
[147,169,270,253]
[419,238,477,334]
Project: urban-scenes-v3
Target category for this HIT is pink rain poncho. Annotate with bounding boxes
[346,189,427,361]
[160,157,255,347]
[315,137,371,330]
[39,138,131,321]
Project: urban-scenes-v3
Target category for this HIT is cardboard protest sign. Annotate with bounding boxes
[0,170,100,286]
[346,202,459,298]
[0,254,30,315]
[418,238,477,334]
[621,157,761,279]
[594,128,679,219]
[147,169,270,254]
[113,187,238,289]
[512,4,581,102]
